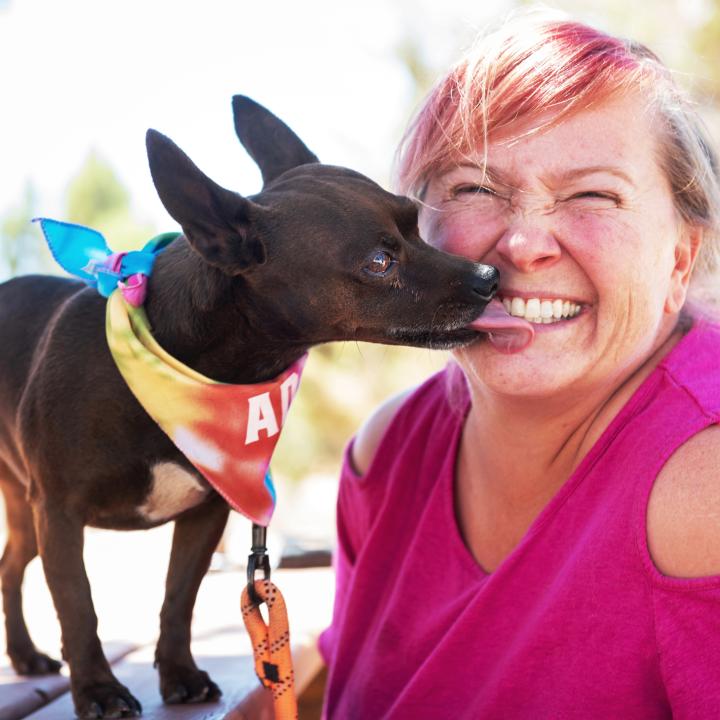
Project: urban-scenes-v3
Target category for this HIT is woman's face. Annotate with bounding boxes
[419,92,700,399]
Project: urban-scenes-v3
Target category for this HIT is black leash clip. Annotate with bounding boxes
[247,523,271,607]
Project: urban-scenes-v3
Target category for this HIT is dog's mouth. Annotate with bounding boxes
[384,299,535,352]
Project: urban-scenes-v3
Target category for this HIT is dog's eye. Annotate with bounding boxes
[364,251,395,276]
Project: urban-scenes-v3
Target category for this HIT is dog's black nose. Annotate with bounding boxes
[474,264,499,302]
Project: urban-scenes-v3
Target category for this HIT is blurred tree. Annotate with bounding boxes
[0,155,157,281]
[67,151,131,227]
[66,151,155,251]
[691,0,720,99]
[0,181,54,279]
[396,37,437,111]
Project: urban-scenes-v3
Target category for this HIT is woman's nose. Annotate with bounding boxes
[495,222,562,273]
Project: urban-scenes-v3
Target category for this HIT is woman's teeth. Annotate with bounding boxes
[501,297,583,324]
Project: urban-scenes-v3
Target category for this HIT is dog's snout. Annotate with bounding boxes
[474,264,499,302]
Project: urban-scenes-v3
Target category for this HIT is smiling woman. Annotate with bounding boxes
[319,10,720,720]
[420,92,698,401]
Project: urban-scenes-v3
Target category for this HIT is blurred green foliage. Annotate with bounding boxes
[692,0,720,99]
[0,182,49,276]
[0,153,155,281]
[65,151,155,251]
[66,152,131,227]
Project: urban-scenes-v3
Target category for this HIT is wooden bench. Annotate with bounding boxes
[1,642,137,719]
[1,560,333,720]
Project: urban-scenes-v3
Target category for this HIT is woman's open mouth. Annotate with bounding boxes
[499,295,585,325]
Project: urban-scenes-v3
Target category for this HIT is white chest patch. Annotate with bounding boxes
[139,462,209,522]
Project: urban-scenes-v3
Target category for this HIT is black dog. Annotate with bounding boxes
[0,96,498,718]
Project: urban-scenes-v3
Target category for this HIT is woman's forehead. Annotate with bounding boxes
[439,93,662,187]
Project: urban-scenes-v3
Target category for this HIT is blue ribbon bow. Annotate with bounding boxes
[34,218,177,298]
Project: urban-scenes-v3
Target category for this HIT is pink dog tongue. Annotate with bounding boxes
[467,299,535,353]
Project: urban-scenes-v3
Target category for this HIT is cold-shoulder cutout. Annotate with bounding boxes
[647,423,720,578]
[350,388,415,476]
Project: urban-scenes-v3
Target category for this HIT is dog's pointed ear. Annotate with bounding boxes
[146,129,266,274]
[232,95,319,186]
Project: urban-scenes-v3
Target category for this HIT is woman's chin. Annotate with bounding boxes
[454,325,592,398]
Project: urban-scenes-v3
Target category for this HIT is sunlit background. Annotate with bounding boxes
[1,0,720,582]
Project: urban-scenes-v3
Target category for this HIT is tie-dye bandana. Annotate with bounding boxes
[35,218,305,526]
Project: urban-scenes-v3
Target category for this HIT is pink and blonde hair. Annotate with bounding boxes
[394,11,720,297]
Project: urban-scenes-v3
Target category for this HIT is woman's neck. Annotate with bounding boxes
[460,321,687,510]
[453,322,688,574]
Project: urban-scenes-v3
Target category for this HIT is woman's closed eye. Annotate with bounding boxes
[566,191,621,206]
[450,184,504,199]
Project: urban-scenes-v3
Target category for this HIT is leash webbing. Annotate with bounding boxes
[241,579,298,719]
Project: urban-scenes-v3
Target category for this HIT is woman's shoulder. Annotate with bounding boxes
[647,423,720,578]
[351,368,460,477]
[644,318,720,579]
[351,389,415,476]
[663,317,720,407]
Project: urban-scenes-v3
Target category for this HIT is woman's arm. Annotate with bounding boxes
[647,424,720,578]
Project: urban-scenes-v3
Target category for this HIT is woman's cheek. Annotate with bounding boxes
[422,210,500,259]
[561,212,631,269]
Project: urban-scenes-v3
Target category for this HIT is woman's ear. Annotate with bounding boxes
[665,225,703,314]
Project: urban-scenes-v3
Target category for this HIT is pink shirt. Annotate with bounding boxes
[319,320,720,719]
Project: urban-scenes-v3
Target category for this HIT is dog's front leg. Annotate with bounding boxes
[155,495,229,704]
[33,502,142,718]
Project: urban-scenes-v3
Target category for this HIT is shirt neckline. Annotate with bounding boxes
[443,320,703,579]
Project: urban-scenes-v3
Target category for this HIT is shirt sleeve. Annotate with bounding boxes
[651,581,720,718]
[316,374,443,666]
[318,440,368,665]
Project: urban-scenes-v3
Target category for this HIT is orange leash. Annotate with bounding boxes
[241,578,298,719]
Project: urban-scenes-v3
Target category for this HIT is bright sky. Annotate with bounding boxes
[0,0,508,234]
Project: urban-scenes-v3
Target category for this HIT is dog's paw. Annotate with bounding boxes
[74,682,142,719]
[9,647,63,676]
[159,664,222,704]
